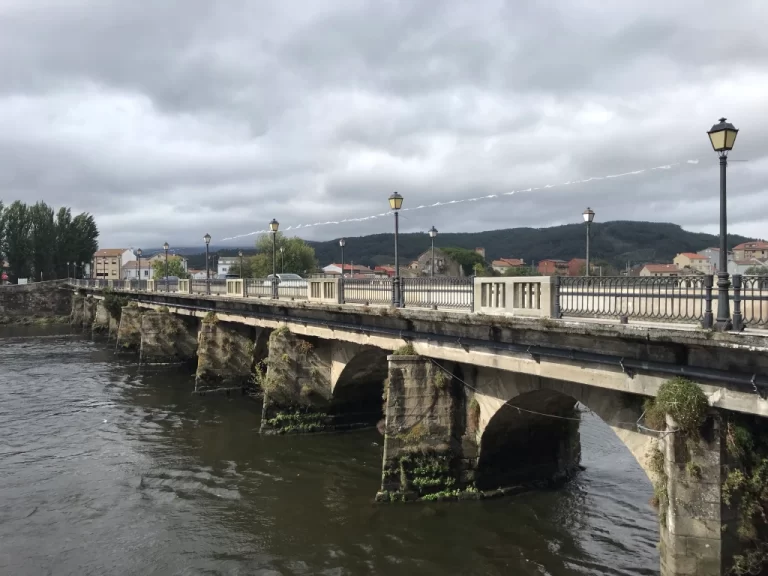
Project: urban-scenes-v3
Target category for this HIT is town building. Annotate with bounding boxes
[537,259,569,275]
[121,260,153,280]
[491,258,525,274]
[93,249,135,280]
[673,252,710,274]
[374,265,395,277]
[322,263,375,277]
[146,252,189,272]
[728,258,768,275]
[218,257,240,277]
[189,269,208,280]
[567,258,587,277]
[412,248,463,277]
[732,241,768,261]
[639,264,680,277]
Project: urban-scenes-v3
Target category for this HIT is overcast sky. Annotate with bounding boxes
[2,0,767,250]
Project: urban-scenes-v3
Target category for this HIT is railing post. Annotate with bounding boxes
[470,275,475,312]
[732,274,744,332]
[553,275,562,319]
[339,276,345,304]
[702,274,714,329]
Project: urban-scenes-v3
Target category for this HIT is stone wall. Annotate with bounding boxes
[139,310,198,363]
[82,297,96,331]
[70,293,85,327]
[378,355,462,502]
[196,316,267,392]
[0,281,71,324]
[92,300,110,336]
[259,327,333,434]
[116,305,143,353]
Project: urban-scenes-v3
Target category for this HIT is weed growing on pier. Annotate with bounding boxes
[432,367,448,390]
[158,305,170,314]
[721,415,768,575]
[644,377,708,433]
[203,311,218,324]
[468,398,480,433]
[265,411,329,434]
[102,288,128,320]
[296,339,314,355]
[393,343,416,356]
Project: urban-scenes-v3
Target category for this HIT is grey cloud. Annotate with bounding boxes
[0,0,767,251]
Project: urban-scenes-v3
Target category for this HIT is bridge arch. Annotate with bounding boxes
[472,368,655,489]
[329,344,390,429]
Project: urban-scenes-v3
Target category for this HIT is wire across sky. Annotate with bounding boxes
[219,159,702,242]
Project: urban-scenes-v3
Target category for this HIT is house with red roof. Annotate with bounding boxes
[673,252,711,274]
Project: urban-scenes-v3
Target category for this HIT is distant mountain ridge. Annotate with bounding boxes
[167,221,756,271]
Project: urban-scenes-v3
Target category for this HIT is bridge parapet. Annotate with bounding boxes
[475,276,555,317]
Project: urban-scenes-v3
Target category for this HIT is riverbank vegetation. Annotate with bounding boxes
[0,201,98,283]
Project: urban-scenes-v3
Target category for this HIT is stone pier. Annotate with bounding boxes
[259,327,333,434]
[139,309,198,364]
[195,315,268,393]
[82,297,96,331]
[116,305,143,353]
[659,414,728,576]
[70,293,85,327]
[377,354,462,502]
[92,300,110,337]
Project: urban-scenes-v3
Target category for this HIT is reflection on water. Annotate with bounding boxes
[0,328,659,575]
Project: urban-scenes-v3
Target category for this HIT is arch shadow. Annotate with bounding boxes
[330,346,389,430]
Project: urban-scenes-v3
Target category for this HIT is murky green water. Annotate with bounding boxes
[0,328,659,575]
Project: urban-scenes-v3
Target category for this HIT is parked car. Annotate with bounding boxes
[262,273,307,287]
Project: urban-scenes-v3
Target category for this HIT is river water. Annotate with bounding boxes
[0,328,659,575]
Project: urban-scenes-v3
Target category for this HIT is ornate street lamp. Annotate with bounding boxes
[163,242,170,292]
[67,261,71,279]
[136,249,142,290]
[707,117,739,331]
[582,207,595,277]
[389,192,404,306]
[339,238,346,279]
[204,233,211,294]
[280,246,285,274]
[428,226,438,277]
[269,219,279,298]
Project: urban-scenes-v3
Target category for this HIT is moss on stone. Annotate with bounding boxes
[265,411,330,434]
[203,311,218,324]
[393,343,416,356]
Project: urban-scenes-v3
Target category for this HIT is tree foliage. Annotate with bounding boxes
[0,201,99,283]
[441,247,486,276]
[152,258,189,279]
[745,265,768,276]
[248,233,317,278]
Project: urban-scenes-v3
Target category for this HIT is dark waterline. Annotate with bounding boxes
[0,328,659,575]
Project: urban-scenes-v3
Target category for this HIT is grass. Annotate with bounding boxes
[393,343,416,356]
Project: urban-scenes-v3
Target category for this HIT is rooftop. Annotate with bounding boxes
[677,252,708,260]
[643,264,680,273]
[94,248,128,257]
[492,258,525,267]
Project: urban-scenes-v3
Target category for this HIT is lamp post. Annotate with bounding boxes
[80,262,85,280]
[136,249,142,290]
[280,246,285,274]
[204,233,211,294]
[91,260,94,280]
[582,207,595,277]
[389,192,404,306]
[239,249,246,297]
[708,117,739,331]
[269,219,279,298]
[339,238,346,278]
[428,226,438,277]
[163,242,170,292]
[67,261,70,279]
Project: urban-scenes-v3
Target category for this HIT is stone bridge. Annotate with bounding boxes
[69,284,768,576]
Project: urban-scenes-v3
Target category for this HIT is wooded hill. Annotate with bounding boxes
[306,221,754,270]
[182,221,754,271]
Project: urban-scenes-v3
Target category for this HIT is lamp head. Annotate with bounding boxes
[582,207,595,223]
[708,117,738,154]
[388,191,403,210]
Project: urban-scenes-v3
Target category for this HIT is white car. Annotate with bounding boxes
[262,273,307,287]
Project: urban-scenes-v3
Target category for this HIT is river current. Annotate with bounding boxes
[0,327,659,575]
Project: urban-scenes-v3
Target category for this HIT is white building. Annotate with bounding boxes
[218,257,240,277]
[189,269,207,280]
[122,260,153,280]
[146,252,188,272]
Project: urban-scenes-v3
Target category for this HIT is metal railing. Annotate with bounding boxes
[245,279,274,298]
[401,276,473,310]
[734,275,768,328]
[557,276,711,325]
[341,277,394,305]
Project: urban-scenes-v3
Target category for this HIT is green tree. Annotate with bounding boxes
[745,265,768,276]
[71,213,99,269]
[503,266,538,277]
[29,201,56,281]
[55,207,76,278]
[441,247,486,276]
[152,258,189,279]
[3,201,31,282]
[250,233,317,277]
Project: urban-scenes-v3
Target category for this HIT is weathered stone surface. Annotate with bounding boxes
[196,318,266,392]
[70,293,85,327]
[0,280,71,324]
[379,355,461,500]
[82,297,96,330]
[92,300,110,336]
[660,414,724,576]
[259,327,333,434]
[139,310,198,363]
[116,305,143,353]
[108,314,119,340]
